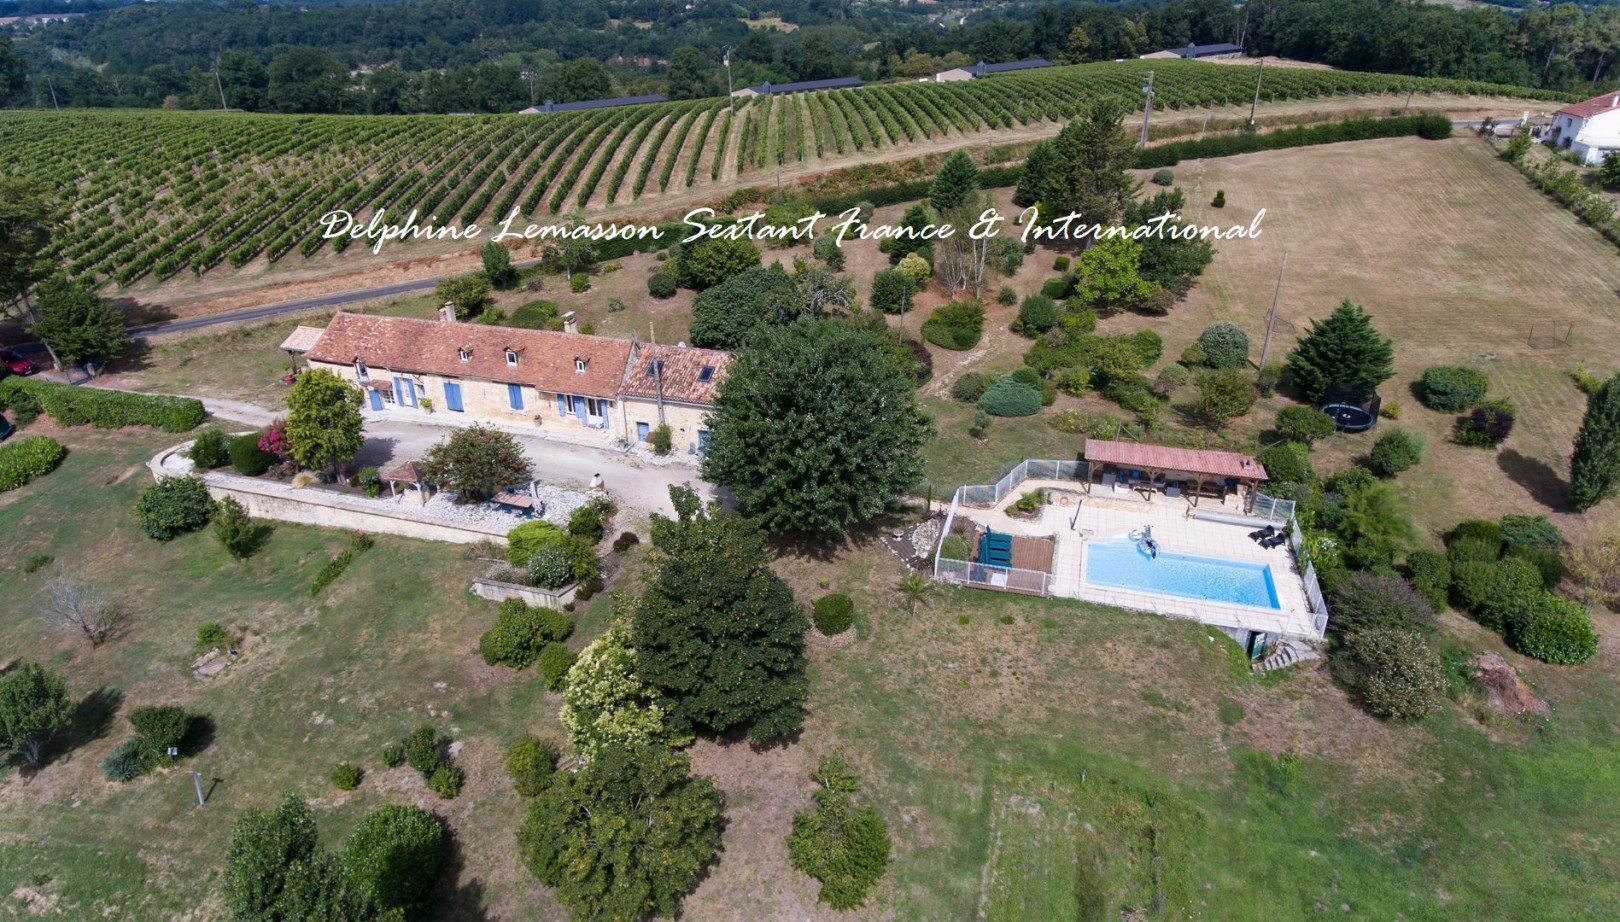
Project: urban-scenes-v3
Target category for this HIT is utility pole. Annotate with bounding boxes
[1139,70,1155,149]
[1403,83,1415,113]
[46,75,59,110]
[722,46,736,115]
[1248,58,1265,128]
[521,68,535,106]
[1258,251,1288,370]
[215,56,229,111]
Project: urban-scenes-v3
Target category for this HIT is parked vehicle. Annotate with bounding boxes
[0,350,37,376]
[0,413,13,441]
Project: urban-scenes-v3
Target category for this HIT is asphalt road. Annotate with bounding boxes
[126,277,443,337]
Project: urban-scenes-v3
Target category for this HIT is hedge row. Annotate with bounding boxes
[1136,113,1453,168]
[0,378,205,432]
[0,436,66,491]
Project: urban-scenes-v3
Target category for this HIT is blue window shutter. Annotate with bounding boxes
[368,389,383,411]
[508,384,524,410]
[556,394,566,415]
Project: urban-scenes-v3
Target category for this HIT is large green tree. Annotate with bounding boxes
[1571,372,1620,511]
[0,177,57,322]
[284,368,364,477]
[930,149,981,213]
[0,662,69,769]
[1045,96,1140,230]
[0,34,26,102]
[630,485,808,741]
[340,805,444,916]
[517,743,722,922]
[420,424,531,501]
[688,263,796,350]
[29,276,129,373]
[266,47,349,114]
[223,793,320,922]
[1285,299,1396,404]
[1013,140,1057,208]
[1124,188,1214,291]
[665,45,712,100]
[701,319,936,534]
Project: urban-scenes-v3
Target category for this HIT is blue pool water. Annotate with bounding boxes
[1085,536,1280,609]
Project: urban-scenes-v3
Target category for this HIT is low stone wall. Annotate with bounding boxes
[150,442,507,546]
[470,576,579,611]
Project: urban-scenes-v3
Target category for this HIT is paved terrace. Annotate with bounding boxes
[956,480,1319,639]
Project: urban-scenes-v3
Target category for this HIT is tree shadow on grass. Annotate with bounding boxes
[46,686,123,770]
[1496,449,1570,512]
[181,714,217,758]
[432,824,492,922]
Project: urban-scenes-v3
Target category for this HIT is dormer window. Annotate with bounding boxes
[645,360,664,378]
[697,365,715,383]
[505,348,518,366]
[354,360,369,381]
[574,357,586,374]
[458,348,470,362]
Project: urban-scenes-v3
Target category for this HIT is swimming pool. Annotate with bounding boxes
[1084,536,1280,609]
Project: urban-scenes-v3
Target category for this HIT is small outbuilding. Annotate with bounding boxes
[1082,439,1267,505]
[1142,42,1244,60]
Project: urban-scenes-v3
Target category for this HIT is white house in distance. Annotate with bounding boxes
[1547,91,1620,166]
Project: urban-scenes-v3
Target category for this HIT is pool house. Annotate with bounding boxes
[933,450,1329,650]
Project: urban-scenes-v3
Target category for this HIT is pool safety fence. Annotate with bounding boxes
[1247,490,1297,522]
[1290,518,1331,635]
[960,459,1086,508]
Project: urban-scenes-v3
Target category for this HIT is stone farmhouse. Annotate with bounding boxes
[300,312,730,455]
[1547,91,1620,166]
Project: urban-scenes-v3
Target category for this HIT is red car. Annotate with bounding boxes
[0,350,36,376]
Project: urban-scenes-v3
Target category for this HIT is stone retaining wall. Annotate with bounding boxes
[470,576,579,610]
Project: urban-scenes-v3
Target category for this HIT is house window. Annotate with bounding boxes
[355,360,369,381]
[697,365,715,383]
[458,348,469,362]
[645,360,664,378]
[575,357,586,373]
[505,349,518,366]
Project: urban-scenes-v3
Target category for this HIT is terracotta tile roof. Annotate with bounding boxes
[1083,439,1267,481]
[279,325,325,353]
[618,342,731,406]
[306,312,632,399]
[381,460,425,482]
[1557,91,1620,119]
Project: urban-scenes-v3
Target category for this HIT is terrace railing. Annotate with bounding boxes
[960,459,1086,508]
[933,484,1052,597]
[1248,490,1297,522]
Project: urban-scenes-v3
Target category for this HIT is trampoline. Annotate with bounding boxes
[1321,403,1376,432]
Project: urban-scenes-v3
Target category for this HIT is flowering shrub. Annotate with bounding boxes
[258,418,292,457]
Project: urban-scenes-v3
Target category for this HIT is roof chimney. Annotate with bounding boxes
[439,301,457,323]
[563,311,578,335]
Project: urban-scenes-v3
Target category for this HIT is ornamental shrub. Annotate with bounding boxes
[1256,442,1314,486]
[1456,400,1515,446]
[197,622,229,647]
[920,301,984,350]
[0,435,65,491]
[650,423,673,455]
[0,378,204,432]
[1328,572,1438,636]
[102,739,145,782]
[228,432,276,475]
[997,286,1017,306]
[506,520,565,567]
[1466,557,1543,632]
[950,372,987,402]
[1042,275,1075,300]
[480,598,549,669]
[1212,189,1226,208]
[330,763,362,790]
[568,505,604,543]
[1275,406,1336,444]
[1151,168,1175,186]
[813,594,855,635]
[1419,365,1490,412]
[136,476,214,541]
[1197,322,1250,369]
[189,428,230,469]
[870,269,916,314]
[538,642,576,691]
[1053,256,1071,271]
[527,543,575,590]
[428,762,463,798]
[1505,542,1565,589]
[978,376,1043,417]
[1370,428,1426,476]
[357,466,383,497]
[1179,343,1207,367]
[1500,514,1562,548]
[1016,294,1058,335]
[1337,628,1445,721]
[568,273,590,293]
[342,804,445,912]
[787,754,891,910]
[1449,519,1504,552]
[506,735,561,796]
[404,725,443,776]
[509,300,563,330]
[1057,365,1091,397]
[1405,550,1451,612]
[380,743,405,768]
[647,272,677,298]
[1129,329,1163,366]
[1506,592,1598,664]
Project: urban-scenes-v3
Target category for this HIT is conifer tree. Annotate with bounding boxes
[1045,96,1140,228]
[1013,140,1056,208]
[1285,299,1396,404]
[930,149,980,213]
[1571,373,1620,511]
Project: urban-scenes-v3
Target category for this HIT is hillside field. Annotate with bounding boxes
[0,60,1574,294]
